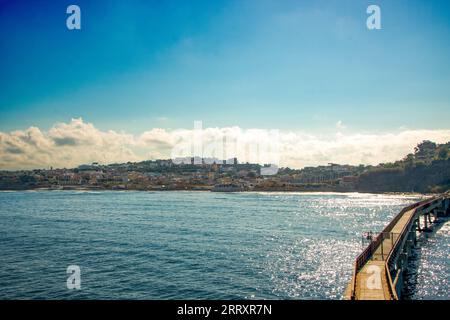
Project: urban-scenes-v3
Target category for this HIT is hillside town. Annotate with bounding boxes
[0,157,363,192]
[1,141,449,193]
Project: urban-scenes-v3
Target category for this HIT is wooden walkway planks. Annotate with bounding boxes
[355,261,390,300]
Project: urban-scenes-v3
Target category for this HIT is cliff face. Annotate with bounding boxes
[357,159,450,193]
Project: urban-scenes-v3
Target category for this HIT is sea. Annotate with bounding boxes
[0,191,448,299]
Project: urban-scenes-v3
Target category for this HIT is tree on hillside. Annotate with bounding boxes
[438,147,449,160]
[414,140,437,162]
[403,153,414,162]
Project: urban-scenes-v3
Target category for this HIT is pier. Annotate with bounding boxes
[345,192,450,300]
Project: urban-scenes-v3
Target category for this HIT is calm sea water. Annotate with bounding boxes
[0,191,448,300]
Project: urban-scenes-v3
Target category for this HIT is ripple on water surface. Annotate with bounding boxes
[0,191,447,299]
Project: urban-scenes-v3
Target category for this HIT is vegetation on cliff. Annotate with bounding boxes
[357,141,450,193]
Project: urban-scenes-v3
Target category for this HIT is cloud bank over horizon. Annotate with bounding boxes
[1,118,449,170]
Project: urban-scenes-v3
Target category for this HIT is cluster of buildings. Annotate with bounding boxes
[0,159,364,192]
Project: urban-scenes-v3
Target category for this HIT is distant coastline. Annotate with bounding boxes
[1,140,449,194]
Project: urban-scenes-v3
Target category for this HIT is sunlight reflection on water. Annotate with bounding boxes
[0,191,446,299]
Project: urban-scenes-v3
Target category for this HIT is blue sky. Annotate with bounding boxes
[1,0,450,134]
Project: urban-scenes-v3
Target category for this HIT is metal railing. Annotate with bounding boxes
[384,196,444,299]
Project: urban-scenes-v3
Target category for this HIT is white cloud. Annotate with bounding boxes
[0,119,139,170]
[0,118,449,170]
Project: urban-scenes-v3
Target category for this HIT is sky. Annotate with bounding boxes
[1,0,450,169]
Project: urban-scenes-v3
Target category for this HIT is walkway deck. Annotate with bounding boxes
[347,194,449,300]
[353,208,415,299]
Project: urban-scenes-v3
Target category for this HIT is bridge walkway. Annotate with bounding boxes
[353,208,416,300]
